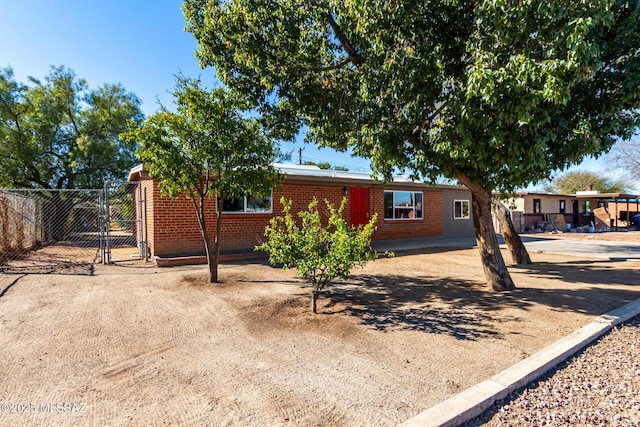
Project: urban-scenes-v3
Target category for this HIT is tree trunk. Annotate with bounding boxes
[493,200,531,264]
[212,195,223,284]
[204,234,217,283]
[192,192,218,283]
[312,289,318,314]
[456,175,515,291]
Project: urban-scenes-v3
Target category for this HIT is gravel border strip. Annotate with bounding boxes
[463,314,640,426]
[399,298,640,427]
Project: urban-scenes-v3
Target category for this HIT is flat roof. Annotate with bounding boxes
[513,191,574,197]
[574,192,640,200]
[512,191,639,200]
[128,163,470,191]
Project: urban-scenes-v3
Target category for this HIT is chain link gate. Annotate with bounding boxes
[100,181,148,264]
[0,185,147,273]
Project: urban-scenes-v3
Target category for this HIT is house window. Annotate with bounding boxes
[583,200,591,214]
[222,193,272,213]
[454,200,470,219]
[559,200,565,214]
[533,198,541,214]
[384,191,423,220]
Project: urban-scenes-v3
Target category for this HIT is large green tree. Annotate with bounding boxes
[544,170,629,194]
[0,66,143,189]
[122,76,281,283]
[184,0,640,291]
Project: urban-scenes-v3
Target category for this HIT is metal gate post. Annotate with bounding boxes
[137,183,144,259]
[98,189,104,264]
[104,182,111,264]
[143,186,149,262]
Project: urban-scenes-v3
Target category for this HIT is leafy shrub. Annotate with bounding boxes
[256,197,390,313]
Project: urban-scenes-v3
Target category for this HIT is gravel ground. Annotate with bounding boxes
[465,314,640,426]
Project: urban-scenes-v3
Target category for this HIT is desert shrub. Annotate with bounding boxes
[257,197,390,313]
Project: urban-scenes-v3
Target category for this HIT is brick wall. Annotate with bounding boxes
[372,188,443,239]
[139,178,446,258]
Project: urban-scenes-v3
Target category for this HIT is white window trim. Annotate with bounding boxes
[384,190,424,220]
[454,199,470,220]
[220,191,273,214]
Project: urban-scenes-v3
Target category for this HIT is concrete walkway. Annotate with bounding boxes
[520,235,640,260]
[372,234,640,261]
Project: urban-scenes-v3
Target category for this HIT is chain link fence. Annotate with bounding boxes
[0,185,146,273]
[102,181,148,264]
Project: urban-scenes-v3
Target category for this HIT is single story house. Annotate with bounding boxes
[127,163,475,262]
[504,191,640,232]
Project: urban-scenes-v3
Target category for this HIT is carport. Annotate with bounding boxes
[574,192,640,231]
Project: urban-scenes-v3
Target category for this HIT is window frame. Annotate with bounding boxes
[383,190,423,220]
[559,200,566,214]
[221,191,273,214]
[453,199,470,220]
[533,198,542,214]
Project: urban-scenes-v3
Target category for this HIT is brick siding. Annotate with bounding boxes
[137,178,445,258]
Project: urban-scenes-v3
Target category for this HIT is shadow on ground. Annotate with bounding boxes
[0,263,95,298]
[324,259,640,341]
[327,274,524,341]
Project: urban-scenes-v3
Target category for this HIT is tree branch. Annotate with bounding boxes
[311,57,353,72]
[323,11,361,66]
[414,100,448,137]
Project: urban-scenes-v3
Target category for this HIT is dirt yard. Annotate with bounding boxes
[1,235,639,426]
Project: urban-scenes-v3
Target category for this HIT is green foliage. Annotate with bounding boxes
[185,0,640,291]
[544,170,629,194]
[184,0,640,191]
[303,160,349,171]
[122,76,281,282]
[256,197,387,313]
[123,75,280,203]
[0,65,143,189]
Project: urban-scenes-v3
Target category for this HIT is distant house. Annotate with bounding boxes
[127,164,475,263]
[504,191,640,232]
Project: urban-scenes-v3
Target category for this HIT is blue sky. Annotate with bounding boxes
[0,0,371,171]
[1,0,634,187]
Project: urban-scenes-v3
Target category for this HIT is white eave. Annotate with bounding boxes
[128,163,469,191]
[127,164,146,181]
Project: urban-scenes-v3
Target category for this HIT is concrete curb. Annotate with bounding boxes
[398,298,640,427]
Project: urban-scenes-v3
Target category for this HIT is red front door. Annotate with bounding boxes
[349,188,369,227]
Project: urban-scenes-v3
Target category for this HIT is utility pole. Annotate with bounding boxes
[298,147,304,165]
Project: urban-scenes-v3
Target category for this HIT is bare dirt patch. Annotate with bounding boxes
[1,244,639,426]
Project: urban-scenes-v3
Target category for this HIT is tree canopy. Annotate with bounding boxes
[122,76,281,282]
[0,66,143,189]
[184,0,640,290]
[544,170,629,194]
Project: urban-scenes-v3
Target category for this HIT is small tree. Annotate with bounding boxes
[122,76,281,283]
[257,197,386,314]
